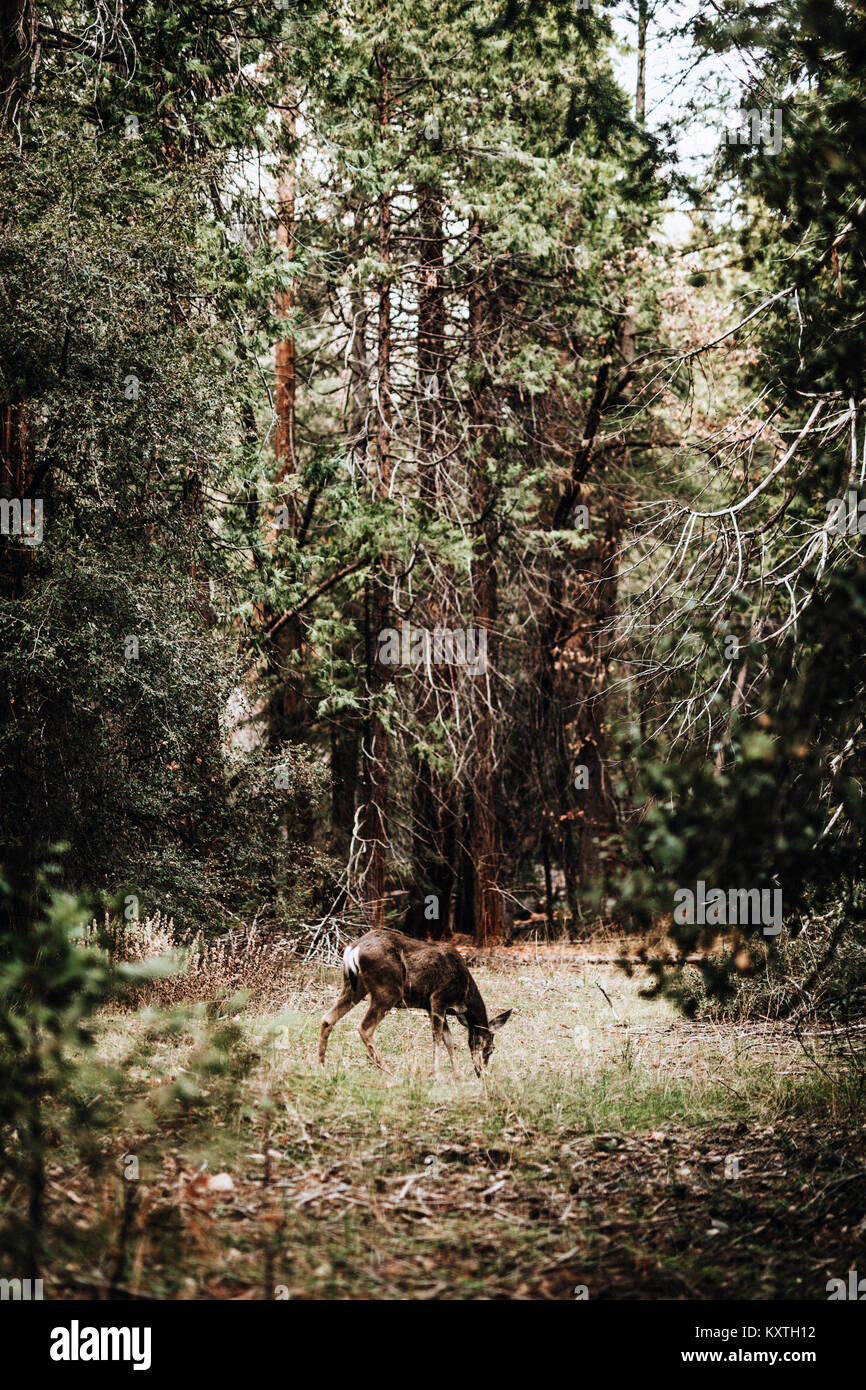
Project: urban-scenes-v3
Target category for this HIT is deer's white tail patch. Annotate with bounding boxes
[343,945,362,986]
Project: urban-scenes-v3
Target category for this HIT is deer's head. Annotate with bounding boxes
[467,1009,512,1075]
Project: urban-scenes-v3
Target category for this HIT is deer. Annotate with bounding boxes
[317,928,512,1080]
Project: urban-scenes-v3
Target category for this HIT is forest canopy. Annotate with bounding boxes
[2,0,865,1017]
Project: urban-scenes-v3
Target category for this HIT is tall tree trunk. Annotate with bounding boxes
[274,103,297,486]
[416,176,445,506]
[0,0,37,597]
[266,98,304,736]
[359,54,392,928]
[330,206,369,850]
[573,489,623,885]
[531,588,580,927]
[405,172,456,939]
[531,308,636,930]
[331,719,359,851]
[467,223,503,945]
[568,314,633,890]
[0,2,38,878]
[636,0,648,124]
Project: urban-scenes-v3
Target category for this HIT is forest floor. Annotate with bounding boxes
[39,952,866,1300]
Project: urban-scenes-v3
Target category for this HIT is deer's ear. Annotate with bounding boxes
[488,1009,512,1032]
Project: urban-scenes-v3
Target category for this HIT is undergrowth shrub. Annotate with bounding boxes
[84,912,295,1010]
[674,911,866,1085]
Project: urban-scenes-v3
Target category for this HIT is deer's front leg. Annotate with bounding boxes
[358,1001,392,1073]
[430,999,448,1081]
[442,1018,462,1080]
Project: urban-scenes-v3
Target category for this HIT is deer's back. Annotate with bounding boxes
[353,928,471,1009]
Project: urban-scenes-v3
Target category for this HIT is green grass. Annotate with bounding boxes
[18,957,866,1300]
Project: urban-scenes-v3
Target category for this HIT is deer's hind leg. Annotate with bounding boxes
[318,983,361,1065]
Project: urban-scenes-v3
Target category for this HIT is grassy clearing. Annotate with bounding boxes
[29,955,866,1300]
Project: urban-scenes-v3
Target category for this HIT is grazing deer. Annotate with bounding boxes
[318,928,512,1079]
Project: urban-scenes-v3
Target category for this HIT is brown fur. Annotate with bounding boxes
[317,928,512,1078]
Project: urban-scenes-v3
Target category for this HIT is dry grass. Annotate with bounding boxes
[79,912,296,1009]
[24,949,864,1300]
